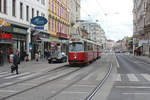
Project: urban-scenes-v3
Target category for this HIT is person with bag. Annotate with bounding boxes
[11,51,20,74]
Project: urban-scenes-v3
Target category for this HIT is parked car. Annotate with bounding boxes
[48,52,67,63]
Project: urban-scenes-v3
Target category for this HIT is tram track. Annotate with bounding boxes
[45,61,111,100]
[0,54,111,100]
[84,63,113,100]
[0,64,70,89]
[0,65,82,100]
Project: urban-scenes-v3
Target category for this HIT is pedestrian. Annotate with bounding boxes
[0,50,4,66]
[35,52,39,62]
[11,51,20,74]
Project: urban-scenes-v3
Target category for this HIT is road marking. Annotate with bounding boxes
[63,72,79,81]
[116,74,121,81]
[96,72,105,81]
[115,86,150,89]
[18,73,41,80]
[0,72,8,75]
[121,93,150,95]
[141,74,150,81]
[0,89,17,93]
[127,74,139,81]
[83,72,95,80]
[0,82,14,87]
[62,91,88,94]
[0,73,12,78]
[4,72,30,79]
[115,55,120,68]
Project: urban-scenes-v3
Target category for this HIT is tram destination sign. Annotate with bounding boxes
[31,16,47,26]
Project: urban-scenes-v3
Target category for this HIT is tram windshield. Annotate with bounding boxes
[69,43,84,52]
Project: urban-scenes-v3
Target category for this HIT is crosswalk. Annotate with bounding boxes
[116,74,150,82]
[0,71,41,80]
[1,71,150,83]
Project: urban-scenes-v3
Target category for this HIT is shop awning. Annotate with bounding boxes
[40,38,51,42]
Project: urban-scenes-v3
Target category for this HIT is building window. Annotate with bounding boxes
[26,5,29,21]
[0,0,2,12]
[4,0,7,14]
[37,10,39,16]
[32,8,34,18]
[41,13,45,17]
[41,0,45,5]
[20,2,23,19]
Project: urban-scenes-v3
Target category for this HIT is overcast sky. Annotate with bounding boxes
[81,0,133,41]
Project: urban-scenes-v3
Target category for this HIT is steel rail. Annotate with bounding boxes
[0,67,81,100]
[85,63,113,100]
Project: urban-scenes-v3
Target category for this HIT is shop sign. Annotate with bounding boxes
[0,20,11,27]
[34,26,44,30]
[0,31,12,40]
[50,37,59,41]
[13,27,27,34]
[31,16,47,26]
[57,32,68,39]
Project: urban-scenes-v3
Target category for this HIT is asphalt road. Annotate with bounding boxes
[107,53,150,100]
[0,53,115,100]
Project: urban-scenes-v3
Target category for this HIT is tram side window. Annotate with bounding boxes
[84,42,88,51]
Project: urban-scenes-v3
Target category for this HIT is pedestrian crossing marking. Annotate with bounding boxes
[127,74,139,81]
[116,74,121,81]
[0,73,12,78]
[5,72,30,79]
[141,74,150,81]
[63,72,80,81]
[96,72,105,81]
[83,72,95,80]
[0,72,8,75]
[18,73,41,80]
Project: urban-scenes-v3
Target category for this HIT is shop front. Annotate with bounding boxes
[56,32,69,54]
[0,25,28,63]
[0,31,12,66]
[31,30,51,59]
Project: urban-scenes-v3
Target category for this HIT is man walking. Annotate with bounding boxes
[12,51,20,74]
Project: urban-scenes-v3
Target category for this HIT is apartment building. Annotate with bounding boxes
[48,0,70,53]
[133,0,150,56]
[0,0,48,65]
[70,0,81,37]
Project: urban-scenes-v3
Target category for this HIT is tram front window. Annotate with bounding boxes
[69,43,84,52]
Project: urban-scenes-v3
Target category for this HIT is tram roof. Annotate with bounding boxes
[69,38,101,46]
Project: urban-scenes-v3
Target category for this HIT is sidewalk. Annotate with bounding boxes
[0,59,68,73]
[130,54,150,64]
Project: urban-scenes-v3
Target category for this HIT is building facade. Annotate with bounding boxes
[80,21,106,45]
[48,0,70,53]
[133,0,150,56]
[0,0,48,65]
[69,0,81,37]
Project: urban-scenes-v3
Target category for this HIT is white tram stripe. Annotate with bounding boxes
[116,74,121,81]
[141,74,150,81]
[5,72,30,79]
[127,74,139,81]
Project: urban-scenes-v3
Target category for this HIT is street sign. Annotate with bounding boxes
[31,16,47,26]
[34,26,44,30]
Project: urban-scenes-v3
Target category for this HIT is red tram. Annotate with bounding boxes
[68,38,101,65]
